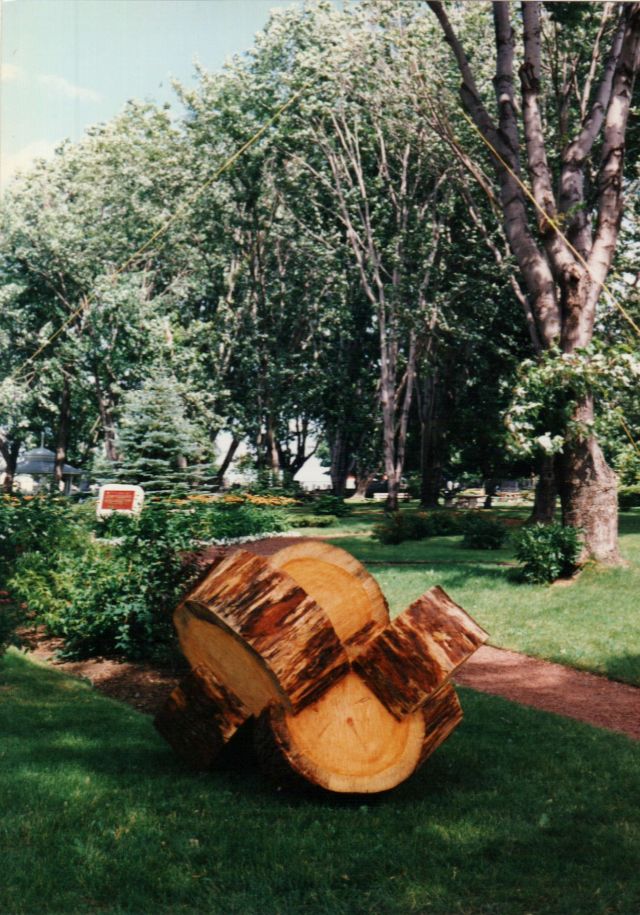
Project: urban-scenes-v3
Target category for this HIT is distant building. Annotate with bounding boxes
[3,446,85,495]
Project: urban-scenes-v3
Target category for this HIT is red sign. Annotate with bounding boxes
[102,489,136,511]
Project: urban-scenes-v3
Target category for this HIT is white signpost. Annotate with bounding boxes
[97,484,145,519]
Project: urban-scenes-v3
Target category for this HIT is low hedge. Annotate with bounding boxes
[618,486,640,510]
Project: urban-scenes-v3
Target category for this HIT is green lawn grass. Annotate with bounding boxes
[293,503,640,686]
[2,649,639,915]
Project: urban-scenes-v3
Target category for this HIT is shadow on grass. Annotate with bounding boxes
[604,653,640,685]
[2,654,640,915]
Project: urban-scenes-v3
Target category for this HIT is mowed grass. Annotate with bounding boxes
[2,649,640,915]
[310,503,640,686]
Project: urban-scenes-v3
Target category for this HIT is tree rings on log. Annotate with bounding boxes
[266,540,389,657]
[156,540,486,792]
[257,677,463,794]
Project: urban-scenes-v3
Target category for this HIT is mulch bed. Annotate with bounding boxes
[15,536,640,740]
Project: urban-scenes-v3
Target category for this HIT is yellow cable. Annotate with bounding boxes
[442,101,640,451]
[459,109,640,339]
[619,413,640,457]
[8,87,305,383]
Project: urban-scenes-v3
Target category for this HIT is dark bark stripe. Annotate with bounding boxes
[417,683,463,767]
[153,666,251,770]
[353,585,487,720]
[182,550,350,712]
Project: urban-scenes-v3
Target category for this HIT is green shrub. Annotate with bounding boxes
[618,486,640,510]
[96,499,289,544]
[0,494,79,577]
[422,511,462,536]
[10,498,290,661]
[243,470,303,499]
[374,511,428,544]
[309,494,351,516]
[403,512,432,540]
[514,522,582,583]
[192,501,289,541]
[374,512,407,544]
[459,514,507,550]
[0,495,85,653]
[13,503,196,661]
[289,514,337,528]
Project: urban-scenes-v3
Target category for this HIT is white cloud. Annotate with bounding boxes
[38,73,101,103]
[0,63,21,83]
[0,139,58,189]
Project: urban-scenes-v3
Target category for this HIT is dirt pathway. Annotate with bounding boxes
[454,645,640,741]
[21,536,640,740]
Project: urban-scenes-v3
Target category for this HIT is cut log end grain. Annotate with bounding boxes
[173,605,284,715]
[256,673,463,794]
[175,549,350,714]
[267,541,389,656]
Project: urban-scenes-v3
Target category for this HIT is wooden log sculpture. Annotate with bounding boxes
[155,539,487,794]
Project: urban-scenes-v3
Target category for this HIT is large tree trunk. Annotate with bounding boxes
[529,454,557,524]
[329,429,352,498]
[417,371,443,509]
[350,470,374,502]
[427,0,640,565]
[54,376,71,489]
[558,398,620,564]
[265,416,280,472]
[95,375,119,462]
[1,438,21,494]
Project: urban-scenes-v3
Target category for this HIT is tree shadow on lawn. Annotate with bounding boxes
[378,562,517,593]
[603,653,640,686]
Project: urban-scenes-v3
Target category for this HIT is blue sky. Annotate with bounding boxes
[0,0,303,188]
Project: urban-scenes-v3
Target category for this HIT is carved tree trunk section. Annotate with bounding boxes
[178,549,350,713]
[266,540,389,657]
[353,587,487,720]
[256,675,462,795]
[530,454,558,524]
[156,540,485,793]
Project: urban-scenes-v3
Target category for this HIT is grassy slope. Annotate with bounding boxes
[1,650,639,915]
[313,504,640,686]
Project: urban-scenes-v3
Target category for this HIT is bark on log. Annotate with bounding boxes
[353,586,487,720]
[154,666,251,770]
[176,549,350,714]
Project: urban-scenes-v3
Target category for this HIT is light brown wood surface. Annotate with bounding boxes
[259,677,464,794]
[177,549,350,713]
[267,540,389,656]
